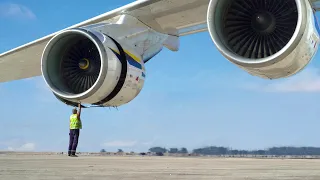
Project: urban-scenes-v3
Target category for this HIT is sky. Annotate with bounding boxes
[1,0,320,153]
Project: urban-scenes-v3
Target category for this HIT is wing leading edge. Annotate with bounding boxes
[0,0,209,83]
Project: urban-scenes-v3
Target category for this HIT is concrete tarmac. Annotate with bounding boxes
[1,154,320,180]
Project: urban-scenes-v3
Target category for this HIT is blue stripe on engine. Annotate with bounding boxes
[314,14,320,35]
[127,57,142,69]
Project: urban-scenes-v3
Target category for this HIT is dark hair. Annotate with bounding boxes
[72,108,77,114]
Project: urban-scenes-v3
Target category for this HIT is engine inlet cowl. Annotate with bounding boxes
[207,0,313,79]
[41,28,109,101]
[207,0,303,64]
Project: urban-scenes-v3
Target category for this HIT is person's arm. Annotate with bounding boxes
[77,103,81,119]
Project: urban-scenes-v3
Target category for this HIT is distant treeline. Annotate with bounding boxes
[147,146,320,156]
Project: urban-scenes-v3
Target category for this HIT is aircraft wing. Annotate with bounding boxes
[0,0,209,83]
[2,0,320,83]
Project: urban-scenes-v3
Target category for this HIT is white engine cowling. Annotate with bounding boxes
[41,28,146,107]
[207,0,320,79]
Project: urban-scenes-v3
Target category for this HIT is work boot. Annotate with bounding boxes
[71,152,78,157]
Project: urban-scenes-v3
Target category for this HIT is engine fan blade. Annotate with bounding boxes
[61,38,101,94]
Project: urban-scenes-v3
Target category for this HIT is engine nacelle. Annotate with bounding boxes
[207,0,320,79]
[41,27,145,107]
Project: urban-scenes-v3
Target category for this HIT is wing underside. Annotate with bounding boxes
[1,0,319,83]
[0,0,209,83]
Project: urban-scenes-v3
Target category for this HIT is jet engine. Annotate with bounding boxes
[207,0,319,79]
[41,27,146,107]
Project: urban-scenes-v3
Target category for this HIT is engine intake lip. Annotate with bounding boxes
[41,28,108,100]
[207,0,306,67]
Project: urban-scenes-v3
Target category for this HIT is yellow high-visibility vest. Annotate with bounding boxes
[70,114,82,129]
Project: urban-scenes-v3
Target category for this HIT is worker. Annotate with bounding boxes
[68,103,82,157]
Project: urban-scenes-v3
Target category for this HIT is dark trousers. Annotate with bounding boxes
[68,129,80,155]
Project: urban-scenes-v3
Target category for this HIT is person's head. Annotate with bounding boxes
[72,108,77,114]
